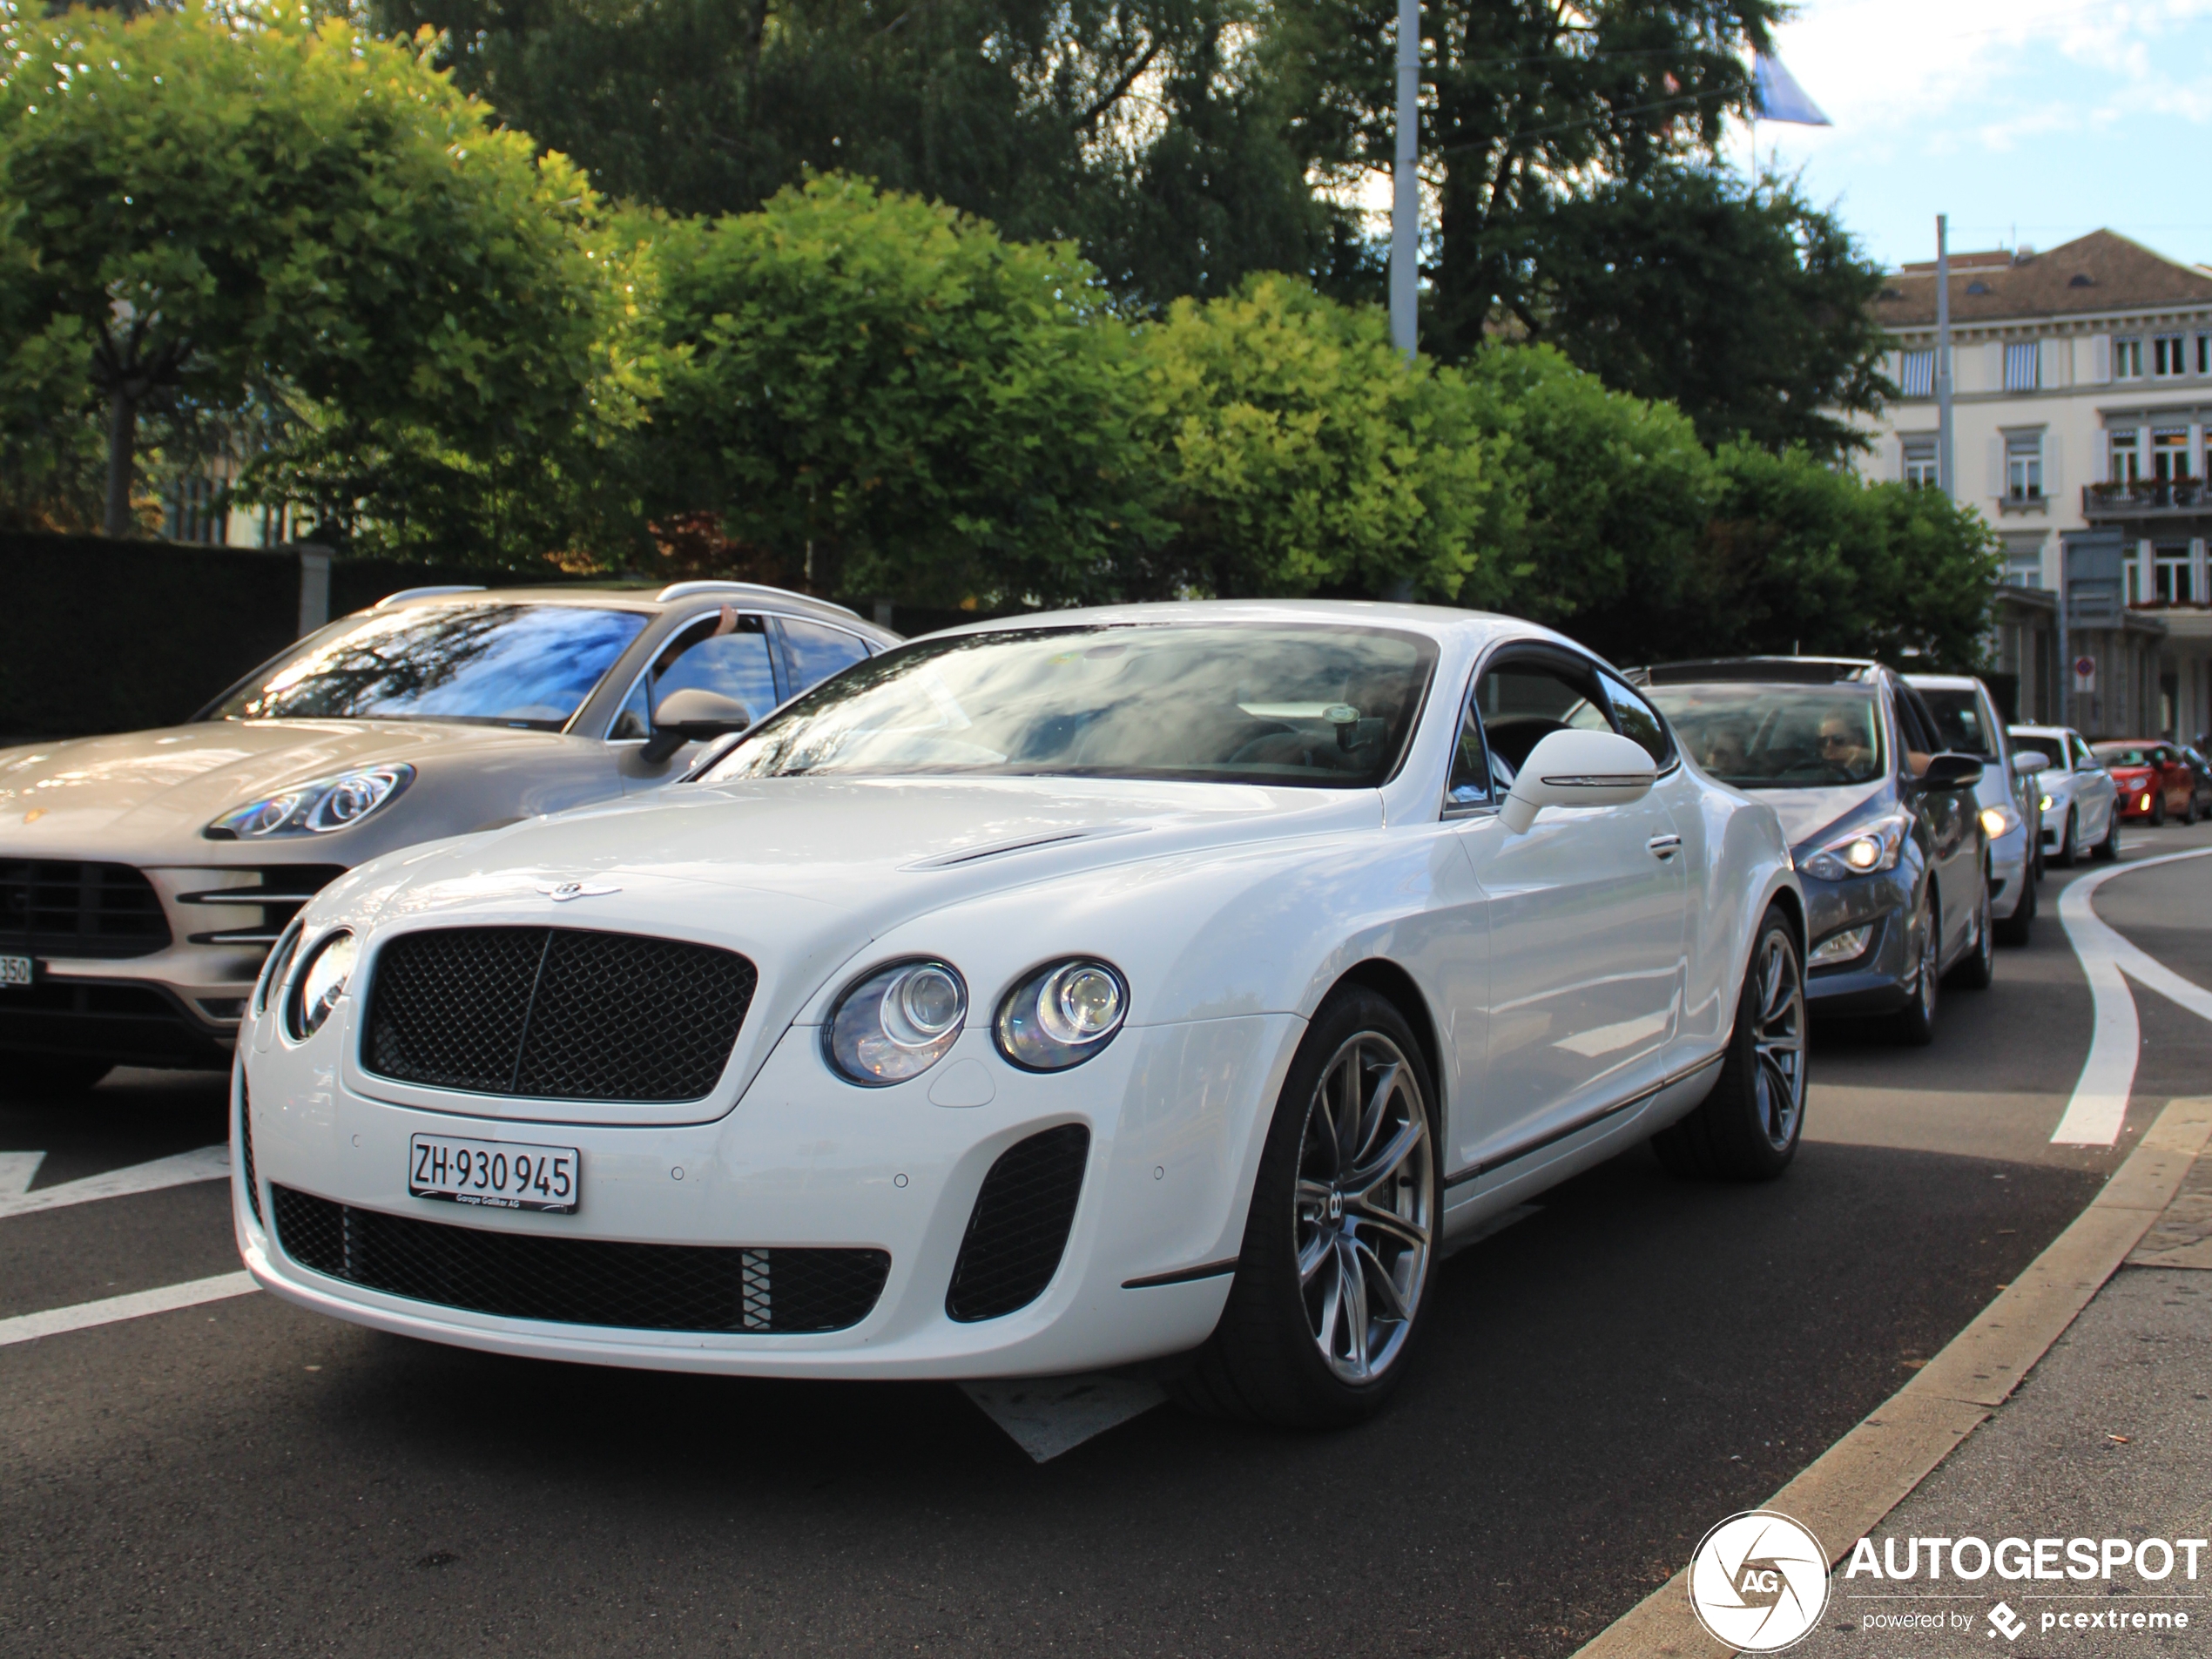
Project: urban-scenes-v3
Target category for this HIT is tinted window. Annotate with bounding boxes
[1446,693,1492,807]
[2095,745,2157,767]
[1918,688,1995,756]
[658,629,778,718]
[702,624,1437,789]
[210,604,648,728]
[781,619,872,692]
[1473,660,1610,786]
[1894,685,1939,759]
[1648,682,1885,788]
[1601,671,1674,767]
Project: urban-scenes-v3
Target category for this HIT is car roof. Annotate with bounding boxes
[1636,656,1887,686]
[2093,738,2166,749]
[367,581,899,645]
[1901,672,1982,691]
[926,597,1562,650]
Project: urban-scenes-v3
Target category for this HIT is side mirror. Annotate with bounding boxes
[641,687,751,764]
[2011,751,2053,777]
[1918,752,1984,791]
[1498,730,1657,833]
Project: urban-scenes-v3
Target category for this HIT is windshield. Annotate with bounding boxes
[2094,745,2159,767]
[698,624,1438,788]
[208,604,650,729]
[1916,688,1994,757]
[1647,682,1887,789]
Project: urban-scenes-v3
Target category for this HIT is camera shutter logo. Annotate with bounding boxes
[1687,1510,1830,1652]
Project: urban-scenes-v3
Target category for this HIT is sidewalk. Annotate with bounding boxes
[1791,1155,2212,1655]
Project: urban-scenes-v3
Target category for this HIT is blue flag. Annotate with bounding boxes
[1752,53,1831,126]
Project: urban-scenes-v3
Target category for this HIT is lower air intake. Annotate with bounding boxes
[945,1124,1091,1323]
[269,1187,887,1334]
[238,1082,262,1228]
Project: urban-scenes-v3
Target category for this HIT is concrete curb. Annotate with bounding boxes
[1572,1095,2212,1659]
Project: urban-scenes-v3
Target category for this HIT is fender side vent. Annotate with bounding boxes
[946,1124,1090,1323]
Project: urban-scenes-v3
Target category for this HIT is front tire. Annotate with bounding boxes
[2054,808,2079,868]
[1892,887,1940,1047]
[1174,988,1440,1428]
[0,1054,112,1100]
[2151,792,2167,827]
[1995,860,2036,947]
[2094,806,2122,862]
[1651,907,1806,1182]
[1950,873,1995,988]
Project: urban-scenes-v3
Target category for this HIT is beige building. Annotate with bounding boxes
[1851,230,2212,744]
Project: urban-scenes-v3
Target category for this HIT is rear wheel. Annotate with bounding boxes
[0,1054,112,1100]
[1173,988,1439,1428]
[1950,873,1995,988]
[1892,887,1940,1047]
[1995,859,2036,947]
[1652,907,1805,1182]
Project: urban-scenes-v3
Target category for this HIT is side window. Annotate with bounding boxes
[1893,685,1938,765]
[1446,690,1492,808]
[1599,671,1674,768]
[2071,732,2097,769]
[779,618,871,693]
[608,675,651,741]
[633,610,779,733]
[1474,658,1610,789]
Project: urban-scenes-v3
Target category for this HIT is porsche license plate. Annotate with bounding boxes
[408,1134,579,1212]
[0,955,30,988]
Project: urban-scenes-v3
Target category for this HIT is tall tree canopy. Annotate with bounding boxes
[0,4,639,540]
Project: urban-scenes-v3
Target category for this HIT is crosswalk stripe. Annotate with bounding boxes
[0,1144,230,1221]
[0,1271,259,1349]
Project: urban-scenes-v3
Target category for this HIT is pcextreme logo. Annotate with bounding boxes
[1688,1509,1831,1653]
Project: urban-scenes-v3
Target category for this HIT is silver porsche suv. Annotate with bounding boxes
[0,581,896,1092]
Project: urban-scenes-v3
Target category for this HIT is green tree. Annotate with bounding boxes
[1132,273,1501,600]
[651,174,1161,607]
[0,5,635,541]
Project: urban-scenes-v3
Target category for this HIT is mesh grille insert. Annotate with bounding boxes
[269,1187,888,1334]
[946,1124,1091,1323]
[0,861,170,960]
[364,926,757,1102]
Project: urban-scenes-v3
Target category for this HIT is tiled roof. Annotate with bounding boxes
[1872,230,2212,329]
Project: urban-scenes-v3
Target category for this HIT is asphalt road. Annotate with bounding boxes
[4,823,2210,1658]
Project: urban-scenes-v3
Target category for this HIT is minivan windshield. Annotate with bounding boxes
[1646,682,1887,789]
[206,603,650,729]
[698,624,1437,788]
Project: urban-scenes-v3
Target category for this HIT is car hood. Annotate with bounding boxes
[0,719,584,850]
[1750,779,1892,850]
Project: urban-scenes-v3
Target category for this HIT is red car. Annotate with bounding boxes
[2093,739,2201,826]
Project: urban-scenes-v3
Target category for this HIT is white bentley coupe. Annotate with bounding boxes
[233,603,1805,1426]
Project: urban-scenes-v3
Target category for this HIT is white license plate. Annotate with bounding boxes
[0,955,30,988]
[408,1134,579,1213]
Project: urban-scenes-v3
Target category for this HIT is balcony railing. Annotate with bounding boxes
[2082,480,2212,518]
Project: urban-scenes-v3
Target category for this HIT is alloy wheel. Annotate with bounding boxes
[1293,1032,1433,1386]
[1750,932,1806,1151]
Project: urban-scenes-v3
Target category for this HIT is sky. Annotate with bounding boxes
[1750,0,2212,272]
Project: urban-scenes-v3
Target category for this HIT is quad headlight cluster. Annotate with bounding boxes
[206,764,414,840]
[823,955,1129,1086]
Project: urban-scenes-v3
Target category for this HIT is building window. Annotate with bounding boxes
[2154,334,2190,376]
[2006,431,2044,500]
[2154,545,2194,604]
[2199,334,2211,374]
[2114,336,2145,379]
[1898,349,1935,398]
[2153,428,2191,480]
[2005,341,2040,391]
[1903,436,1938,489]
[2004,557,2044,590]
[2109,429,2142,484]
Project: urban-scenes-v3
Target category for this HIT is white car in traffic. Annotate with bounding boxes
[233,603,1804,1426]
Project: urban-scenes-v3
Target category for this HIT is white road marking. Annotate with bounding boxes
[0,1150,45,1200]
[0,1271,258,1349]
[0,1143,230,1221]
[961,1372,1169,1463]
[2052,847,2212,1146]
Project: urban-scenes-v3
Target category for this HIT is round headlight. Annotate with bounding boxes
[825,959,967,1085]
[996,959,1129,1071]
[289,929,356,1041]
[253,920,304,1020]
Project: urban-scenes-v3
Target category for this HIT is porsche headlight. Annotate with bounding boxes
[1979,804,2018,840]
[287,929,356,1041]
[206,765,414,840]
[825,959,967,1085]
[1801,813,1911,882]
[995,959,1129,1071]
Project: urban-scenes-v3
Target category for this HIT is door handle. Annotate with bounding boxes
[1647,833,1682,860]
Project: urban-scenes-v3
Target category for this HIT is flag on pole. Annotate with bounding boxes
[1752,53,1831,126]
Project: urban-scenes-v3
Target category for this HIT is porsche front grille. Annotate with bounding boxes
[269,1187,888,1334]
[363,926,758,1103]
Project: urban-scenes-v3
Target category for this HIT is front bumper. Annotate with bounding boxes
[1798,867,1915,1017]
[236,1009,1294,1379]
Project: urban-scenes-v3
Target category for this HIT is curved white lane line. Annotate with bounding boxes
[0,1143,227,1221]
[2051,846,2212,1146]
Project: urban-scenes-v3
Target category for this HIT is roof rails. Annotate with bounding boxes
[653,579,860,619]
[374,585,487,609]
